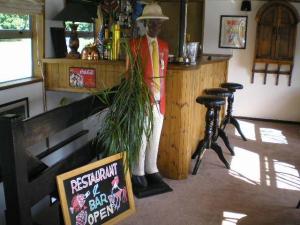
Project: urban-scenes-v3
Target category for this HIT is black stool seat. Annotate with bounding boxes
[205,88,231,97]
[196,95,225,107]
[221,82,243,91]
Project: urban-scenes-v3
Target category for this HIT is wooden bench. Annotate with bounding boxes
[0,95,106,225]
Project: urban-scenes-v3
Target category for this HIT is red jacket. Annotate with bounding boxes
[130,36,169,115]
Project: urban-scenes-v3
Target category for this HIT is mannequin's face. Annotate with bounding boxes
[146,19,163,38]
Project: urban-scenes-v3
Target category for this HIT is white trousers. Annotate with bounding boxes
[132,104,164,176]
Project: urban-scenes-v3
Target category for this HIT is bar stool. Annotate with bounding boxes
[220,82,247,141]
[192,95,230,175]
[204,88,235,156]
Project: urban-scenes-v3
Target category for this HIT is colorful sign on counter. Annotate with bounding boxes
[69,67,96,88]
[56,153,135,225]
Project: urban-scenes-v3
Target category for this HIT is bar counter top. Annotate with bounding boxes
[168,54,232,70]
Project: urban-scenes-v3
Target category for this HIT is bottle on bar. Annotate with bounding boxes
[106,40,112,60]
[103,18,110,60]
[112,23,120,60]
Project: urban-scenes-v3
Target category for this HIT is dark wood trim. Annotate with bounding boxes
[0,77,43,91]
[0,97,29,118]
[179,0,187,57]
[0,115,32,225]
[252,70,290,75]
[36,130,89,160]
[0,92,108,224]
[235,116,300,125]
[256,1,300,22]
[22,95,106,148]
[29,143,95,205]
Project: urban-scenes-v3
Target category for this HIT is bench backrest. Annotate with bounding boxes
[0,95,106,225]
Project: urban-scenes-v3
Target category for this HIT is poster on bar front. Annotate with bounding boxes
[69,67,96,88]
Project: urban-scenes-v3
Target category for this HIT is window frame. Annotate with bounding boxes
[0,29,32,39]
[65,29,95,39]
[64,22,95,40]
[64,22,95,53]
[0,14,35,83]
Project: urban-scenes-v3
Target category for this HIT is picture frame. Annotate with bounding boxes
[219,15,248,49]
[0,98,29,119]
[56,153,135,225]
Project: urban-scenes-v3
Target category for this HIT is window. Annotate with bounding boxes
[0,13,33,83]
[65,21,94,53]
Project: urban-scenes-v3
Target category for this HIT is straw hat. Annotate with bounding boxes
[136,2,169,21]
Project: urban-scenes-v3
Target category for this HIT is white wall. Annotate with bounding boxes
[0,82,44,117]
[0,0,64,119]
[204,0,300,122]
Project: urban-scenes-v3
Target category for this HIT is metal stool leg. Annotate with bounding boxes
[192,106,214,175]
[218,128,235,155]
[192,140,204,159]
[221,115,229,130]
[211,142,230,169]
[192,140,208,175]
[230,117,247,141]
[213,105,234,155]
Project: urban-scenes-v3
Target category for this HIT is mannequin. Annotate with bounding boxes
[129,3,169,189]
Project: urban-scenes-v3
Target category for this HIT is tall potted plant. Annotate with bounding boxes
[94,41,153,170]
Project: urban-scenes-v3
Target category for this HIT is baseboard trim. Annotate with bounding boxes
[235,116,300,125]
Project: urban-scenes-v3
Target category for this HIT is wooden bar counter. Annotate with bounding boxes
[42,54,231,180]
[158,55,231,179]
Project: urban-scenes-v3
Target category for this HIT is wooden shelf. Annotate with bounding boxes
[254,59,293,65]
[42,58,125,65]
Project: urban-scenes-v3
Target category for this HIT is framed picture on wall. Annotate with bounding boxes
[0,98,29,120]
[219,15,248,49]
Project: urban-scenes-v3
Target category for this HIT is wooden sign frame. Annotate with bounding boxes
[56,153,135,225]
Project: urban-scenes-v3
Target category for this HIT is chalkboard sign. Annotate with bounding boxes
[56,153,135,225]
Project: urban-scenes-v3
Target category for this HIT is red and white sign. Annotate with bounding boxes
[69,67,96,88]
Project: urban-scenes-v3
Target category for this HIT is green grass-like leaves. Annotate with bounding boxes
[94,40,153,171]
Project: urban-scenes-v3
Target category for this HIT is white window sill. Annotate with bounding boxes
[0,77,43,91]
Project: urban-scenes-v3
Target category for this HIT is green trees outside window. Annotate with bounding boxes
[0,13,30,30]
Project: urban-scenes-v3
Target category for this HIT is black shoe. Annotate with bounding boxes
[132,175,148,188]
[146,172,163,185]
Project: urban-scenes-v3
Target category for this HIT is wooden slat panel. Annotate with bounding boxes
[36,130,89,159]
[21,96,107,148]
[0,116,32,225]
[158,61,228,179]
[43,59,125,93]
[29,143,94,206]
